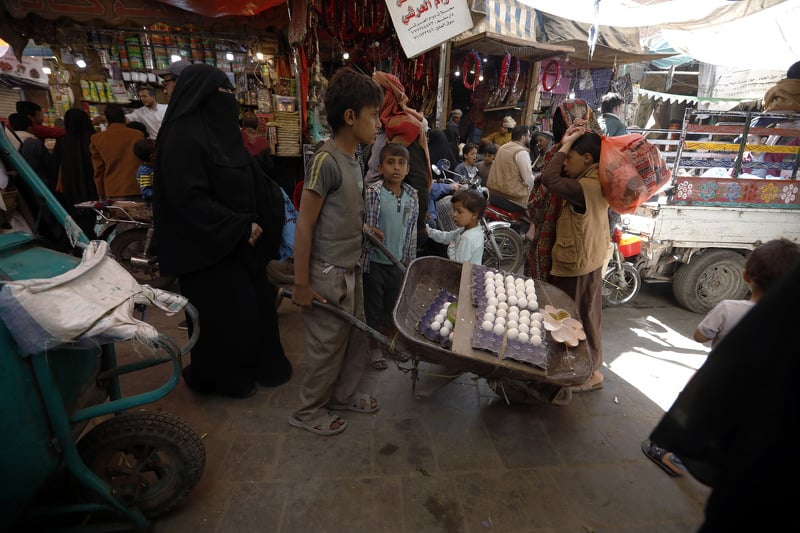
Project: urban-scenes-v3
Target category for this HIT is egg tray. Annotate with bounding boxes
[416,288,457,350]
[470,266,538,311]
[469,265,548,369]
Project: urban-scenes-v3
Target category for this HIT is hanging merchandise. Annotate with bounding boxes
[541,59,561,92]
[462,50,482,91]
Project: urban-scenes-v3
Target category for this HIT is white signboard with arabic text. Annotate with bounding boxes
[386,0,474,59]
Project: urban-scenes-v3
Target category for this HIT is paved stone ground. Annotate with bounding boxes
[113,281,711,533]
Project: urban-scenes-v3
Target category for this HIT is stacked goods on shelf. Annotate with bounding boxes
[274,110,301,157]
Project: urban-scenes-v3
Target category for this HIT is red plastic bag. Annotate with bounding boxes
[599,134,672,214]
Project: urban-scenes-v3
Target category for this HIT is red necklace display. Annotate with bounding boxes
[541,59,561,92]
[462,50,482,91]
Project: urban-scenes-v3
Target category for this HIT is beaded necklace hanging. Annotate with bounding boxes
[462,50,482,91]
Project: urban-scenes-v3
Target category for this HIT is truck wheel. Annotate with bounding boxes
[77,412,206,519]
[673,249,749,313]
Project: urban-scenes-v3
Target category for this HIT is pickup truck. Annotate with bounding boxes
[625,109,800,313]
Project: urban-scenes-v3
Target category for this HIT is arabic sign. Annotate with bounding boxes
[0,47,47,87]
[386,0,475,59]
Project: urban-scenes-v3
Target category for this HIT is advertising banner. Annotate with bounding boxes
[385,0,474,59]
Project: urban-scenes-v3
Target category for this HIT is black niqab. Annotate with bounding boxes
[154,64,263,275]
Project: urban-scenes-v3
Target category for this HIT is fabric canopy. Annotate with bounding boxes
[637,88,757,112]
[519,0,798,71]
[151,0,285,17]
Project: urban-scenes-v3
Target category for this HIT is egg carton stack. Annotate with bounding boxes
[470,266,549,369]
[416,289,458,349]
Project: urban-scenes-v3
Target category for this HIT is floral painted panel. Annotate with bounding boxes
[671,177,800,208]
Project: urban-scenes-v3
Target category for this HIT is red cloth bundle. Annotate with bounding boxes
[599,134,672,214]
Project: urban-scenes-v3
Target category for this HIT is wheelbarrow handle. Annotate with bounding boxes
[363,227,407,274]
[279,288,413,363]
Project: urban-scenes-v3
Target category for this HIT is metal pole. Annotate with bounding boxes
[435,42,449,130]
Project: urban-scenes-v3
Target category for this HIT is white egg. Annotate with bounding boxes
[497,294,507,303]
[517,298,528,309]
[506,320,518,330]
[484,271,493,279]
[505,274,515,284]
[449,332,455,341]
[434,313,445,323]
[494,316,506,326]
[528,300,538,310]
[517,332,529,343]
[495,286,506,295]
[518,323,529,334]
[509,305,519,314]
[531,312,542,321]
[506,289,517,299]
[520,309,531,318]
[485,290,496,300]
[494,273,503,282]
[530,326,541,337]
[488,297,498,307]
[515,276,525,285]
[496,308,507,318]
[507,295,518,306]
[431,321,441,331]
[530,334,542,346]
[524,278,535,288]
[507,311,519,322]
[531,320,541,329]
[482,320,494,331]
[519,315,530,326]
[498,302,509,311]
[505,282,515,291]
[483,312,495,322]
[443,319,454,330]
[507,328,519,340]
[485,305,497,315]
[440,326,450,337]
[493,323,505,335]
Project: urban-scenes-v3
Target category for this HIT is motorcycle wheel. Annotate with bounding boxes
[602,262,641,307]
[109,228,176,289]
[483,226,525,273]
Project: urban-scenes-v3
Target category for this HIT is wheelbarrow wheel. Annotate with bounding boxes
[77,411,205,519]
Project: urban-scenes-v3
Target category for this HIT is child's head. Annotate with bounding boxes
[563,131,602,178]
[133,138,156,164]
[744,238,800,296]
[481,142,497,164]
[378,143,410,185]
[324,67,383,142]
[746,134,766,145]
[462,143,478,165]
[451,190,486,229]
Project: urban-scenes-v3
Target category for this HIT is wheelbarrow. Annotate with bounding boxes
[281,230,592,405]
[0,126,205,531]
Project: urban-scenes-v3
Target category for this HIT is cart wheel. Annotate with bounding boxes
[77,411,205,519]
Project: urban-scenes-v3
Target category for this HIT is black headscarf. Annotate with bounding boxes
[154,64,273,275]
[428,129,456,169]
[53,108,97,207]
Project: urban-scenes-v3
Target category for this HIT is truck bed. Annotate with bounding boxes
[632,203,800,249]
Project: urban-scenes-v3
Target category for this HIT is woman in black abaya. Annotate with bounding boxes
[154,64,291,398]
[53,108,98,241]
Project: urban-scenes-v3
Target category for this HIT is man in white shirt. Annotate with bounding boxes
[126,85,166,139]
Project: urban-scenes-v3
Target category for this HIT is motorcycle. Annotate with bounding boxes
[74,200,176,289]
[430,159,525,273]
[602,226,642,307]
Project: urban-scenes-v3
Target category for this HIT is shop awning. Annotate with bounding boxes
[453,31,573,61]
[453,0,573,61]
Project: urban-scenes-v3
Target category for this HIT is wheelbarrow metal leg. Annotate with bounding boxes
[30,352,150,531]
